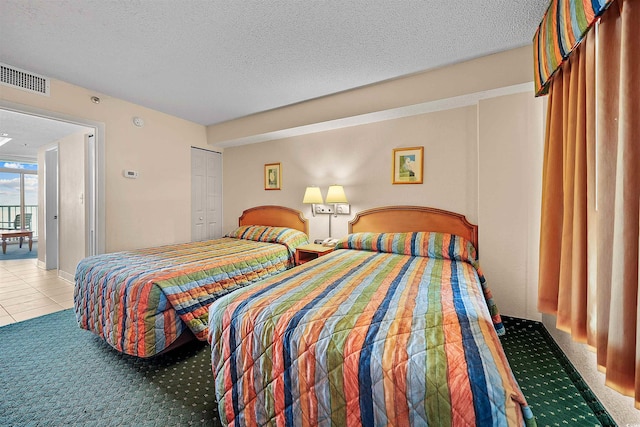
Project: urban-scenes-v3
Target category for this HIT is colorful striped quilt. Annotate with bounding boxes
[74,226,308,357]
[208,232,536,426]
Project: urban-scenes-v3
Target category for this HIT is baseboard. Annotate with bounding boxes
[58,270,74,283]
[35,261,73,283]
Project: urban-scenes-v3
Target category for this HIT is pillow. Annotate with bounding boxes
[334,231,477,263]
[226,225,309,255]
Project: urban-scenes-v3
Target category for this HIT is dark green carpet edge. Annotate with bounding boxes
[0,309,616,426]
[501,316,617,427]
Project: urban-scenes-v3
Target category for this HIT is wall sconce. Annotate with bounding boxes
[325,185,349,218]
[325,185,349,237]
[303,185,350,237]
[302,186,323,217]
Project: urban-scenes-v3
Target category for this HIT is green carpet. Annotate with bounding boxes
[1,240,37,260]
[0,310,615,426]
[501,316,616,427]
[0,309,220,426]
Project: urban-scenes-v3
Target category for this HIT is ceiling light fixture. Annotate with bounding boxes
[0,137,13,147]
[91,96,101,104]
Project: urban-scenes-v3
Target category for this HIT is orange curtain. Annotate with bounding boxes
[538,0,640,408]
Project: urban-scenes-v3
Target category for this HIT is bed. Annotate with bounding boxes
[207,206,536,426]
[74,205,309,358]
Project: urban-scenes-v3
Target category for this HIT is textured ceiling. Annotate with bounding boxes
[0,0,549,128]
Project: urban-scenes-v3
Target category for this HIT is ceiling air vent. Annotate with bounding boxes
[0,63,50,96]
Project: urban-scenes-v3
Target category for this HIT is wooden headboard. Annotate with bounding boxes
[239,205,308,235]
[349,206,478,252]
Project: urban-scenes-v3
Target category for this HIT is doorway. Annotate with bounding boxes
[0,104,105,275]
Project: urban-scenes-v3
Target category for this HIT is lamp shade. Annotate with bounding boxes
[326,185,348,203]
[302,186,324,204]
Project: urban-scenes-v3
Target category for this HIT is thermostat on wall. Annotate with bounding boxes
[123,170,139,179]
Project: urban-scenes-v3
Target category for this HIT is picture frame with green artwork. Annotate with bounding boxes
[264,162,281,190]
[392,146,423,184]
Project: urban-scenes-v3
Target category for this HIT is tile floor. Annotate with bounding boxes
[0,256,73,326]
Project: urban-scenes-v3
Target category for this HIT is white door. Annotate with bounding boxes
[191,149,206,241]
[86,134,96,256]
[206,151,223,238]
[191,148,222,241]
[45,147,58,270]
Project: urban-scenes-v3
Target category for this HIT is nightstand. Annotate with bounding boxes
[295,243,334,265]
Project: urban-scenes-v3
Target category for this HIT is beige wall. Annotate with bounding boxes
[478,93,544,320]
[223,106,478,237]
[1,79,209,253]
[218,47,545,320]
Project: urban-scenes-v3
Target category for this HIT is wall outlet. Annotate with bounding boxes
[315,204,334,214]
[335,204,350,215]
[315,204,350,214]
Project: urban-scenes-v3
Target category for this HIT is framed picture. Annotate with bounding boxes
[264,163,281,190]
[392,146,424,184]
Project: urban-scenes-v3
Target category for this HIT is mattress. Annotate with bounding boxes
[74,226,308,357]
[208,232,535,426]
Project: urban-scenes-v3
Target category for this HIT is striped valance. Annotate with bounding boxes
[533,0,613,96]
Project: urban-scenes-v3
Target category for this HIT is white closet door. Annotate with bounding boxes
[206,150,223,239]
[191,148,222,241]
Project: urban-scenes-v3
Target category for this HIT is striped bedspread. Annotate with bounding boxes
[208,232,536,426]
[74,226,308,358]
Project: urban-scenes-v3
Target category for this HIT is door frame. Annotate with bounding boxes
[0,100,106,257]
